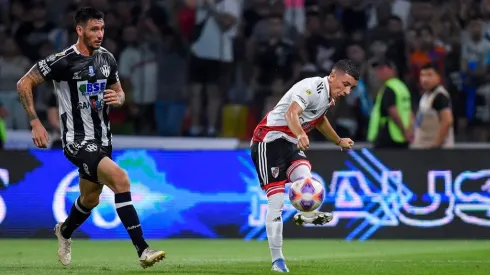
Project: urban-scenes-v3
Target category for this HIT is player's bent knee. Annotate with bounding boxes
[111,168,130,193]
[80,194,100,209]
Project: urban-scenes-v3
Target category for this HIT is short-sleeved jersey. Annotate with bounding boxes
[36,45,119,147]
[252,77,334,143]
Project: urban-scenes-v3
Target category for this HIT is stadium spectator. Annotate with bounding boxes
[118,24,158,135]
[251,14,301,119]
[460,17,490,141]
[0,37,30,130]
[187,0,242,137]
[14,1,55,61]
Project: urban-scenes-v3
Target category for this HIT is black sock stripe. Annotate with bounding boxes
[115,192,132,203]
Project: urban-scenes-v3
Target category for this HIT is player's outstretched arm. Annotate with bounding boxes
[17,65,45,122]
[315,116,354,150]
[104,81,125,107]
[17,64,50,148]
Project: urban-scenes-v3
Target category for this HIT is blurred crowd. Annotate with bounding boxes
[0,0,489,142]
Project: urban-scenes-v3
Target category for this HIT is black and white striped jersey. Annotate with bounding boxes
[36,45,119,147]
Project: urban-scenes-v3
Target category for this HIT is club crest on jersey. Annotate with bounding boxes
[100,65,110,78]
[88,66,95,77]
[305,89,312,96]
[271,167,279,178]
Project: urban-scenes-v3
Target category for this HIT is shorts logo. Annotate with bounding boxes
[100,65,110,78]
[271,167,279,178]
[85,143,98,152]
[83,163,90,176]
[298,151,306,157]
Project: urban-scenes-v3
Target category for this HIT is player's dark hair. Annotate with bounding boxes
[332,59,360,81]
[420,62,438,73]
[74,6,104,26]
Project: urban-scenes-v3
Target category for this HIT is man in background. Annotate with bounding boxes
[412,63,454,149]
[368,58,414,149]
[187,0,242,137]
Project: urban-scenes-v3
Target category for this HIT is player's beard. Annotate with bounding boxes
[83,34,100,50]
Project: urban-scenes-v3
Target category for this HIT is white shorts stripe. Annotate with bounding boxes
[258,142,268,185]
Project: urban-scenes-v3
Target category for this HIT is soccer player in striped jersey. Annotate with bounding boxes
[250,59,359,272]
[16,7,165,269]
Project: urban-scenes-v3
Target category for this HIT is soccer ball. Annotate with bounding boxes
[288,177,325,212]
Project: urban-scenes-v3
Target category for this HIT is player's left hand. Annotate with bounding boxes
[103,89,123,107]
[337,138,354,151]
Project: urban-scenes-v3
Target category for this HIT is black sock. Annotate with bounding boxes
[115,192,149,257]
[61,197,92,239]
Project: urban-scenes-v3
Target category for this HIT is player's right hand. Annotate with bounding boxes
[297,134,310,151]
[31,119,49,148]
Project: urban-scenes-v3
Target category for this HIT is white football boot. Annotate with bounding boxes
[139,247,166,269]
[54,222,72,266]
[294,211,333,226]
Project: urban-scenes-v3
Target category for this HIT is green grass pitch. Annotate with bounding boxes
[0,239,489,274]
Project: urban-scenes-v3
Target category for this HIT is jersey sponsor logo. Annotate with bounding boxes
[77,80,107,96]
[296,95,307,106]
[38,60,51,76]
[77,99,104,110]
[100,65,110,78]
[271,167,279,178]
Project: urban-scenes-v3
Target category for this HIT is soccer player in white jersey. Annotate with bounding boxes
[250,59,359,272]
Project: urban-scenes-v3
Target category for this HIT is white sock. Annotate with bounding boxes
[288,163,312,182]
[266,192,285,262]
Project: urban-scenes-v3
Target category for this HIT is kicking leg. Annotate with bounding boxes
[55,178,102,266]
[265,182,289,272]
[287,160,333,226]
[97,157,165,268]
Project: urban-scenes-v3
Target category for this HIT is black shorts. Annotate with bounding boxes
[63,140,112,184]
[189,54,232,85]
[250,139,311,192]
